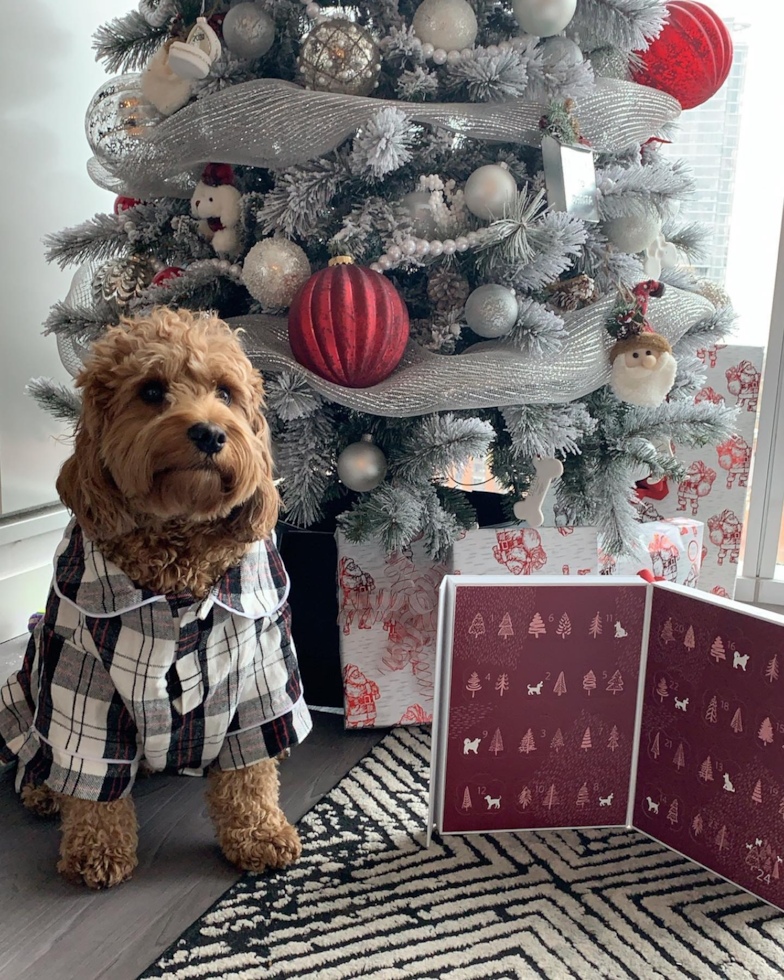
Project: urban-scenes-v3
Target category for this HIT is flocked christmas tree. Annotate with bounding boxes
[37,0,737,557]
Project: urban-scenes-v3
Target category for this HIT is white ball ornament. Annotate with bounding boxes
[412,0,478,52]
[337,435,388,492]
[242,238,311,307]
[602,208,663,254]
[512,0,577,37]
[464,164,517,220]
[465,284,518,338]
[222,3,276,59]
[539,35,583,68]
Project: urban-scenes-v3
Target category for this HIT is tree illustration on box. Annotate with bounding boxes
[715,825,729,851]
[468,613,486,638]
[583,670,597,696]
[606,670,624,695]
[556,613,572,639]
[778,798,784,822]
[705,695,718,723]
[550,728,565,753]
[576,783,590,809]
[498,613,514,641]
[466,672,482,699]
[698,756,714,782]
[528,613,546,639]
[543,784,559,810]
[758,716,774,746]
[661,618,675,644]
[651,731,661,759]
[461,787,473,811]
[607,725,620,753]
[752,779,763,805]
[683,625,695,651]
[589,612,603,639]
[667,799,679,825]
[517,785,532,809]
[489,728,504,755]
[692,813,704,837]
[766,654,779,683]
[519,728,536,754]
[581,727,593,751]
[673,742,686,770]
[710,636,726,663]
[553,671,567,697]
[495,673,510,697]
[656,677,669,702]
[730,707,743,734]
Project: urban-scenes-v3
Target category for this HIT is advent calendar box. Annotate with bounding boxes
[429,575,784,910]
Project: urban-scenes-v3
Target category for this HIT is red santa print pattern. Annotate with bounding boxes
[707,510,742,565]
[696,343,727,368]
[492,528,547,576]
[648,533,679,582]
[677,461,716,516]
[338,557,377,634]
[343,664,381,728]
[716,435,751,490]
[726,360,760,412]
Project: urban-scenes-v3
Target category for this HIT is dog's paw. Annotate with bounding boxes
[221,819,302,873]
[20,783,61,818]
[57,845,138,889]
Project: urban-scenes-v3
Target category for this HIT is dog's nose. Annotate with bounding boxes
[188,422,227,456]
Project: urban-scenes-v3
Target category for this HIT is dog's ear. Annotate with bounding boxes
[56,377,135,542]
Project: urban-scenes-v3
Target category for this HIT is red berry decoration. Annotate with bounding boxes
[631,2,733,110]
[114,195,141,213]
[288,257,409,388]
[151,266,184,286]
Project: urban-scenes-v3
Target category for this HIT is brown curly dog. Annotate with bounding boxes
[4,307,310,888]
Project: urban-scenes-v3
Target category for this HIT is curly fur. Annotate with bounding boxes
[30,307,299,887]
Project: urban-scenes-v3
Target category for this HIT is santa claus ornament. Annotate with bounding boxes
[608,281,677,407]
[190,164,242,256]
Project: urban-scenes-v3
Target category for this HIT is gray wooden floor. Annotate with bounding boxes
[0,634,383,980]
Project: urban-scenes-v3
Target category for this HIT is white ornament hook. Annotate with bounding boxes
[513,457,564,527]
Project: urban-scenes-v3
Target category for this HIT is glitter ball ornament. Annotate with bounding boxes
[412,0,478,52]
[465,164,517,220]
[242,239,311,308]
[540,35,583,68]
[589,46,629,80]
[298,18,381,96]
[222,3,275,59]
[465,284,518,338]
[337,434,388,492]
[602,207,662,254]
[427,268,471,315]
[631,1,732,111]
[512,0,577,37]
[92,255,157,311]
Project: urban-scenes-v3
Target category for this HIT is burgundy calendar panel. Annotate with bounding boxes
[442,583,646,833]
[634,588,784,906]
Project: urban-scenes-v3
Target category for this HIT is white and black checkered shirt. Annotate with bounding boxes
[0,521,312,801]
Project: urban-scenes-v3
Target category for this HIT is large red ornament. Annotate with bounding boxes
[631,2,733,110]
[151,266,184,286]
[288,258,409,388]
[114,195,141,213]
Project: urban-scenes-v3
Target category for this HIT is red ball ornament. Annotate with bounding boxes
[114,195,141,213]
[631,2,733,110]
[151,266,184,286]
[288,258,409,388]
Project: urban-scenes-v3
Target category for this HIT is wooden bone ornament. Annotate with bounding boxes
[513,457,564,528]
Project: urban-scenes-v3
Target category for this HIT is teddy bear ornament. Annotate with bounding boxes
[191,163,242,256]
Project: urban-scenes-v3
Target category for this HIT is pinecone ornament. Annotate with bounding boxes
[426,269,470,316]
[93,255,157,311]
[546,274,598,312]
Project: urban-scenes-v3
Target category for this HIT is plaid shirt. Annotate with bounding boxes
[0,521,312,802]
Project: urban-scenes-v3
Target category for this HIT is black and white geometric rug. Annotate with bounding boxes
[142,728,784,979]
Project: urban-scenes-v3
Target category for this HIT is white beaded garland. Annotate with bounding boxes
[429,240,444,257]
[464,163,518,220]
[412,0,478,52]
[442,239,456,255]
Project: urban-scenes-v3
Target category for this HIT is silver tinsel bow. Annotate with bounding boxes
[57,272,712,418]
[86,75,680,198]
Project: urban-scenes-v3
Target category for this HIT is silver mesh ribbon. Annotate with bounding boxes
[88,76,680,196]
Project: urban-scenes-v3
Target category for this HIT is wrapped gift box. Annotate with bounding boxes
[609,518,704,587]
[337,525,599,729]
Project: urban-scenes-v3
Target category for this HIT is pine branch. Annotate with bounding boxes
[566,0,667,54]
[43,301,112,338]
[509,297,567,356]
[338,484,424,554]
[501,402,596,458]
[389,414,494,482]
[266,373,322,422]
[45,214,125,270]
[93,11,169,73]
[26,378,81,423]
[277,412,337,526]
[622,402,738,448]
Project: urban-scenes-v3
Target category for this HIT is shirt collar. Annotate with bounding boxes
[53,520,288,621]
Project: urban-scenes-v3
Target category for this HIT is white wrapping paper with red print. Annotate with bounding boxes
[337,526,598,729]
[609,518,704,586]
[634,344,762,599]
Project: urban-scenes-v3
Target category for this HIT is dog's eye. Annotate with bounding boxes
[216,385,232,405]
[139,380,167,404]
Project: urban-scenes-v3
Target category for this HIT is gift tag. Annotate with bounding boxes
[513,457,564,527]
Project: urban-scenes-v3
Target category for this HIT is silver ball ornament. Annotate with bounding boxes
[588,46,629,80]
[299,18,381,96]
[242,239,311,307]
[465,284,518,338]
[464,164,517,220]
[85,74,161,165]
[412,0,478,51]
[539,35,583,68]
[602,208,663,254]
[222,3,275,59]
[512,0,577,36]
[337,435,388,492]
